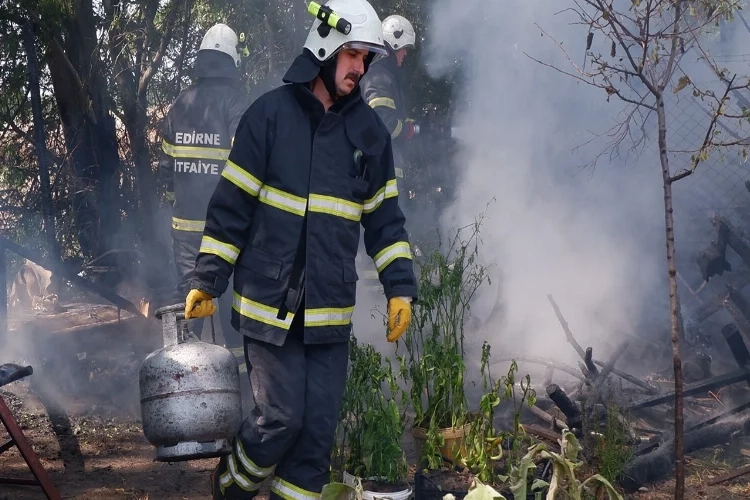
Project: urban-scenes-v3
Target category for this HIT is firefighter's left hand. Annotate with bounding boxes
[387,297,412,342]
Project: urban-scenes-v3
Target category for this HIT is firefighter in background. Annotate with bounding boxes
[182,0,418,498]
[158,23,250,349]
[360,15,418,196]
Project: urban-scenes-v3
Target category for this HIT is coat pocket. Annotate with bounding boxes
[343,258,359,283]
[238,248,283,281]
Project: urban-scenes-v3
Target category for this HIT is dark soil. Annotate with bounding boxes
[361,480,410,493]
[420,468,472,492]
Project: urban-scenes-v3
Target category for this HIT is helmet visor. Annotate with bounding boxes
[342,41,388,56]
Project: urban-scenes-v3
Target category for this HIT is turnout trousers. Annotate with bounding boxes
[212,314,350,500]
[172,230,241,350]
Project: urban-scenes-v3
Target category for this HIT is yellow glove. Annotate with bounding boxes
[387,297,412,342]
[185,289,216,319]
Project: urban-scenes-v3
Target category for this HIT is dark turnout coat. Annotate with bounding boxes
[158,53,250,234]
[191,52,418,346]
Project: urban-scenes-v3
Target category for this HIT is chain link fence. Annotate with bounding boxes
[667,90,750,298]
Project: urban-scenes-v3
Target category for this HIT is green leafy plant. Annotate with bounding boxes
[461,344,537,487]
[397,214,491,467]
[504,430,624,500]
[334,335,408,485]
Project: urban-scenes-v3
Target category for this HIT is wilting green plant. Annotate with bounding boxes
[503,430,624,500]
[397,214,492,467]
[333,335,408,484]
[461,343,537,486]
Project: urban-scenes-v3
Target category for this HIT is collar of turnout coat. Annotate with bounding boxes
[283,51,388,157]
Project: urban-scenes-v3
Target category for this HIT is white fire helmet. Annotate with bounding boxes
[382,15,416,51]
[303,0,387,63]
[199,23,241,68]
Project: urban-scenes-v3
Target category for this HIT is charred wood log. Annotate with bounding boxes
[697,219,731,282]
[723,286,750,344]
[547,294,587,361]
[621,417,750,492]
[584,347,599,378]
[591,360,659,394]
[628,369,750,411]
[547,384,582,435]
[493,355,585,381]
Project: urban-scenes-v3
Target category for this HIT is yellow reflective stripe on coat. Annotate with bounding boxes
[259,185,307,216]
[305,306,355,327]
[368,97,396,110]
[392,119,403,139]
[374,241,412,272]
[222,160,262,197]
[271,477,321,500]
[363,179,398,213]
[308,194,362,221]
[200,236,240,265]
[162,140,230,161]
[227,454,262,492]
[171,217,205,232]
[236,441,276,478]
[233,291,295,330]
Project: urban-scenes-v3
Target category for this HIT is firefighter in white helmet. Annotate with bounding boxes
[183,2,418,499]
[158,23,250,352]
[360,15,422,188]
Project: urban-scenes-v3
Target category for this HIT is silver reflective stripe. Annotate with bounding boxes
[308,194,363,221]
[233,291,294,330]
[200,236,240,265]
[259,185,307,216]
[222,160,262,197]
[227,454,262,492]
[171,217,205,232]
[219,471,233,491]
[363,179,398,213]
[236,441,275,478]
[271,478,321,500]
[304,307,355,327]
[374,241,412,272]
[162,140,230,161]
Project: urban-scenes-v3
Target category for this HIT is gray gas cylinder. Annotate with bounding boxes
[139,303,242,461]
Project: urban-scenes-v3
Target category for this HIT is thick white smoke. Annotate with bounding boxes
[424,0,672,364]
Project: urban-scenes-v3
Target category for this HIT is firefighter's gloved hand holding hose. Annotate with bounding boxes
[185,289,216,318]
[387,296,412,342]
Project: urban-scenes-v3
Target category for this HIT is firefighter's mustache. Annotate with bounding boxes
[345,72,360,84]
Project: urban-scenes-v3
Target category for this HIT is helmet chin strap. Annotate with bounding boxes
[319,58,339,100]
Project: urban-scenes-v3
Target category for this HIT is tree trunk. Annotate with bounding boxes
[656,92,685,500]
[22,21,59,261]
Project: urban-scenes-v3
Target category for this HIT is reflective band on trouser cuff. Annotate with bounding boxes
[200,236,240,265]
[259,185,307,216]
[219,470,234,494]
[236,441,276,478]
[233,291,294,330]
[271,477,321,500]
[222,160,262,197]
[308,194,362,222]
[227,453,262,492]
[368,97,396,110]
[304,306,355,327]
[363,179,398,213]
[392,119,403,139]
[171,217,205,232]
[161,140,230,161]
[374,241,412,273]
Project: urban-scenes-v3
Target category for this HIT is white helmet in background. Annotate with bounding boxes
[199,23,241,68]
[303,0,387,62]
[382,15,416,51]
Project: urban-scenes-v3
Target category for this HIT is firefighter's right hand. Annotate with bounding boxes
[185,289,216,319]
